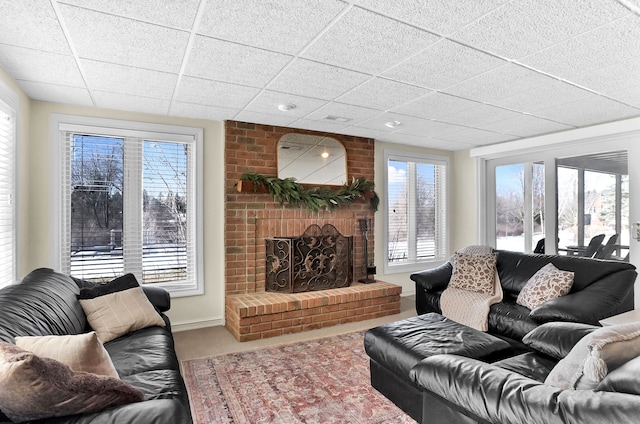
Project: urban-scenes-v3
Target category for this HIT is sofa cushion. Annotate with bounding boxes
[522,322,598,360]
[0,268,86,343]
[545,322,640,389]
[516,263,574,310]
[15,331,118,378]
[80,286,166,343]
[364,313,511,378]
[449,252,498,295]
[492,352,557,382]
[77,273,140,299]
[596,355,640,395]
[0,342,144,423]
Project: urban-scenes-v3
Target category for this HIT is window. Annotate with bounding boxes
[0,81,17,288]
[52,115,203,297]
[385,151,449,273]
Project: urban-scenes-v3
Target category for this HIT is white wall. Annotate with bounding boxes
[25,101,226,331]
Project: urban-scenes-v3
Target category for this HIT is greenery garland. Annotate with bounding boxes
[239,173,379,212]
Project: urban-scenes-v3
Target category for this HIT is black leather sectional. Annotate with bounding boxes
[366,251,639,424]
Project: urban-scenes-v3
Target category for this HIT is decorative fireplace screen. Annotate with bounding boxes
[265,224,353,293]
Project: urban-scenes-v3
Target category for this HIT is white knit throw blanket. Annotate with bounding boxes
[440,245,503,331]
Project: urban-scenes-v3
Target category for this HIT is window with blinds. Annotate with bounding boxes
[0,94,16,288]
[54,115,203,296]
[386,152,449,272]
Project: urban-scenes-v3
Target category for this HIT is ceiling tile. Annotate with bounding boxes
[383,39,505,90]
[356,112,467,137]
[175,76,260,109]
[336,78,430,110]
[436,127,517,144]
[234,111,299,127]
[19,80,93,105]
[520,14,640,81]
[605,86,640,109]
[531,95,640,127]
[303,102,381,124]
[358,0,509,36]
[302,7,439,74]
[388,134,475,150]
[391,92,479,119]
[490,80,593,113]
[569,56,640,106]
[58,4,189,73]
[81,60,178,99]
[198,0,346,55]
[444,63,556,103]
[170,101,238,121]
[477,114,575,137]
[268,59,370,100]
[0,0,71,54]
[0,45,84,87]
[438,104,524,127]
[289,119,350,134]
[58,0,200,29]
[452,0,629,59]
[185,36,291,87]
[243,91,327,117]
[92,91,170,115]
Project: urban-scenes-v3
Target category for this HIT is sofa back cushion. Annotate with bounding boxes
[496,250,636,298]
[0,268,87,343]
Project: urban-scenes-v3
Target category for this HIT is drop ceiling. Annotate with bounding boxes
[2,0,640,151]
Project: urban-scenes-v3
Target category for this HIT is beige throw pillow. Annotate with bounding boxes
[80,287,165,343]
[545,322,640,390]
[516,263,574,310]
[15,332,118,379]
[0,342,144,423]
[448,252,498,295]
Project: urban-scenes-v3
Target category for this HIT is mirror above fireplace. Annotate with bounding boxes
[277,134,347,185]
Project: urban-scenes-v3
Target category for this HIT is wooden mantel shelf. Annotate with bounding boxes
[236,179,270,193]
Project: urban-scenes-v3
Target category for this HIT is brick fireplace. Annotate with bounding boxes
[224,121,401,341]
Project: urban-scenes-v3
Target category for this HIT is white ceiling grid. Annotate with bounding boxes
[1,0,640,150]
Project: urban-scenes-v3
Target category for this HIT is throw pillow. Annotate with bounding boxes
[15,332,119,379]
[77,273,140,299]
[448,252,498,295]
[0,342,144,423]
[545,322,640,390]
[516,263,574,310]
[80,286,166,343]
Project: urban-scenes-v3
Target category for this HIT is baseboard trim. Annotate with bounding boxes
[173,317,224,332]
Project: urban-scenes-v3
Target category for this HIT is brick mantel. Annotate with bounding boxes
[224,121,376,297]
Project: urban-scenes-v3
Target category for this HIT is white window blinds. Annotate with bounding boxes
[54,116,203,296]
[0,98,15,287]
[386,153,448,271]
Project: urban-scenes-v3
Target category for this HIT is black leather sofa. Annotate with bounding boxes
[411,250,637,345]
[0,268,192,424]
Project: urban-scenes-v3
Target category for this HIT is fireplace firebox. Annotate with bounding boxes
[265,224,353,293]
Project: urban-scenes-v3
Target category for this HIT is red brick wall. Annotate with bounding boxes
[224,121,376,296]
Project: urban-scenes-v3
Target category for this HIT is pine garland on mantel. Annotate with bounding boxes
[239,173,379,212]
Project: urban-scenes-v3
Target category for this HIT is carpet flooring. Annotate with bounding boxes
[181,331,416,424]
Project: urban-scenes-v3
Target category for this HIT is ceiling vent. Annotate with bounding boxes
[322,115,352,123]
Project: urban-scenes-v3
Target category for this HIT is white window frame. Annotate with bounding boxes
[0,79,18,287]
[472,124,639,258]
[383,149,450,274]
[50,114,204,297]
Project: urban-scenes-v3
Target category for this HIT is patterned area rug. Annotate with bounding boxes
[181,331,416,424]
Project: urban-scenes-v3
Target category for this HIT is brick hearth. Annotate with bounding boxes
[226,282,402,342]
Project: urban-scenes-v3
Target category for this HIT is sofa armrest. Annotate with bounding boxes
[142,286,171,312]
[529,268,636,325]
[410,262,453,291]
[410,354,640,424]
